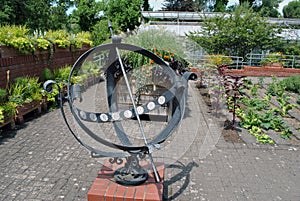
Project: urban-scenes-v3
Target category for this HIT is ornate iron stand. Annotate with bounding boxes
[112,154,148,186]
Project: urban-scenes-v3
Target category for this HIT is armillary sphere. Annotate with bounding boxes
[44,24,197,186]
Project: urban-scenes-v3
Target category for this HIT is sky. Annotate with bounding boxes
[150,0,294,12]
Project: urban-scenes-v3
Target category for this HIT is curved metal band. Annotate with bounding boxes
[63,42,194,156]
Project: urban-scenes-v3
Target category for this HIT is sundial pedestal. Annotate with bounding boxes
[87,160,164,201]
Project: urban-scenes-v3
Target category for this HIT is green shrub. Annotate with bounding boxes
[281,75,300,94]
[8,76,42,105]
[0,88,7,103]
[70,31,93,48]
[45,30,70,48]
[0,25,35,54]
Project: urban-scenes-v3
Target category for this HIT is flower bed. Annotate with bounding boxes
[198,65,300,145]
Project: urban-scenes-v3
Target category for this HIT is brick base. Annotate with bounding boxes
[87,160,164,201]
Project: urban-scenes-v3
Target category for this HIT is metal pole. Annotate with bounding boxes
[114,45,161,183]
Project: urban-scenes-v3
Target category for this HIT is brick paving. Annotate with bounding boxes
[0,82,299,201]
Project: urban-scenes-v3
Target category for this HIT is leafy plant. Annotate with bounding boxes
[206,54,233,66]
[267,76,285,96]
[0,88,7,103]
[248,126,274,144]
[272,94,298,117]
[0,102,16,120]
[54,65,72,84]
[239,109,262,129]
[250,84,258,96]
[258,77,265,88]
[0,25,35,54]
[241,95,270,111]
[45,30,70,48]
[35,38,51,50]
[70,31,93,48]
[8,76,42,105]
[260,52,285,66]
[281,75,300,94]
[41,68,54,81]
[0,107,3,123]
[222,75,247,129]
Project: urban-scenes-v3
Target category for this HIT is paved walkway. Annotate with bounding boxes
[0,82,299,201]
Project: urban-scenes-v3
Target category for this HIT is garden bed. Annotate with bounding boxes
[197,73,300,146]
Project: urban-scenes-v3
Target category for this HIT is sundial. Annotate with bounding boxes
[44,23,197,186]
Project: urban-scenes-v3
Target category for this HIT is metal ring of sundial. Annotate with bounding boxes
[44,35,197,185]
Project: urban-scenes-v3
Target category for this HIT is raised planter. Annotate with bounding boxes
[0,116,15,129]
[15,100,42,124]
[53,45,70,53]
[0,45,25,58]
[224,66,300,77]
[262,62,283,68]
[70,44,91,52]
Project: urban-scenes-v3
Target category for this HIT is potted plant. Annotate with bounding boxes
[260,52,285,68]
[8,76,43,123]
[0,88,16,128]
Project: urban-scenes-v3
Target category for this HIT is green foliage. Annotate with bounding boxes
[267,76,285,96]
[0,25,35,54]
[124,28,186,59]
[0,107,3,123]
[54,65,72,84]
[0,88,7,103]
[260,52,285,66]
[281,75,300,94]
[283,0,300,18]
[253,0,282,18]
[70,0,103,32]
[188,4,282,58]
[272,93,298,117]
[34,38,51,50]
[45,30,70,48]
[105,0,142,32]
[206,55,233,66]
[70,31,93,48]
[8,76,42,105]
[162,0,199,11]
[91,19,118,46]
[41,68,54,82]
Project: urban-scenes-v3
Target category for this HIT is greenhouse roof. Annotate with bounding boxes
[141,11,300,26]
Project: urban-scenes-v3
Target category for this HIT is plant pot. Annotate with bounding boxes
[70,44,91,52]
[15,100,42,124]
[34,47,50,55]
[0,45,25,58]
[0,115,15,129]
[54,44,70,53]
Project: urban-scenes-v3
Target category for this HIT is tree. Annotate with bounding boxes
[0,0,73,31]
[283,0,300,18]
[214,0,229,12]
[70,0,103,32]
[104,0,142,32]
[142,0,151,11]
[162,0,195,11]
[239,0,255,7]
[188,4,282,58]
[254,0,282,18]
